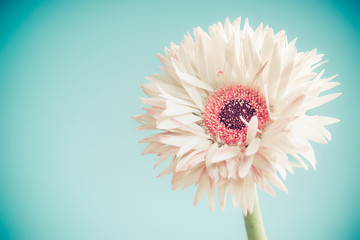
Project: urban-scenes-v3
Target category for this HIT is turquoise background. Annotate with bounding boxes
[0,0,358,239]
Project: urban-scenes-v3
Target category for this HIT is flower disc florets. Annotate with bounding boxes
[204,85,270,145]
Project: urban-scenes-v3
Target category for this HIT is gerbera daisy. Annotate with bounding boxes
[133,17,340,215]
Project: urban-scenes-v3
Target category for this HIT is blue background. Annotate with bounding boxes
[0,0,359,239]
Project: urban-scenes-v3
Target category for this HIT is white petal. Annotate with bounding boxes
[321,81,340,92]
[308,93,342,110]
[195,140,212,151]
[194,32,217,86]
[260,28,275,62]
[253,154,275,173]
[157,156,176,177]
[265,173,288,193]
[179,166,204,190]
[182,82,205,112]
[193,172,208,206]
[245,178,256,214]
[146,76,190,101]
[218,182,227,212]
[281,94,306,116]
[156,113,201,129]
[232,180,242,208]
[244,34,260,78]
[246,138,261,156]
[314,116,340,126]
[268,44,281,100]
[173,59,214,91]
[276,164,287,180]
[291,154,309,171]
[205,143,218,165]
[218,162,228,178]
[206,180,215,211]
[142,142,164,155]
[159,133,193,146]
[240,180,248,215]
[223,32,240,85]
[300,147,316,170]
[276,47,296,97]
[211,145,241,163]
[169,118,208,138]
[263,179,276,196]
[238,155,254,178]
[177,137,205,156]
[162,101,198,116]
[227,158,240,179]
[246,115,258,143]
[139,97,165,108]
[157,84,198,108]
[176,150,201,172]
[207,163,217,179]
[153,154,170,169]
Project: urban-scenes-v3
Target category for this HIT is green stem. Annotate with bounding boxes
[243,192,267,240]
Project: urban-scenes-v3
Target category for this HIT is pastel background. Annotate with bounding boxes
[0,0,358,239]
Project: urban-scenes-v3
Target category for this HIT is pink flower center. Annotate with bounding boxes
[203,85,270,145]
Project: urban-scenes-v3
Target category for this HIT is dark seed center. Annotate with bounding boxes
[218,99,256,130]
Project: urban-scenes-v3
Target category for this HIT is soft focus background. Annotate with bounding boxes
[0,0,358,239]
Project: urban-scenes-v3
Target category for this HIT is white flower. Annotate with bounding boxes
[133,17,340,215]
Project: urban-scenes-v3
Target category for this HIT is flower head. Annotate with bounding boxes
[133,17,340,215]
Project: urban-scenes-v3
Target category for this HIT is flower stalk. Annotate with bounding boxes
[243,193,267,240]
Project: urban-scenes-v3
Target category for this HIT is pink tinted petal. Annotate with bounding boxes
[246,115,258,143]
[246,138,261,156]
[218,183,227,212]
[239,155,254,178]
[212,145,241,163]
